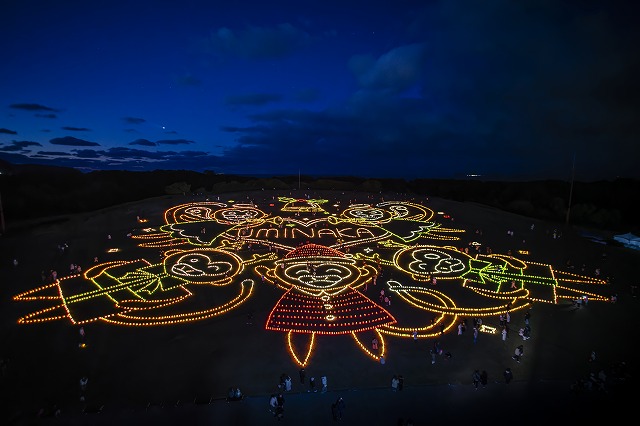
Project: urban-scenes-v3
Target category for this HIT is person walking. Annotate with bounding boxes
[274,404,284,420]
[274,393,285,420]
[79,376,88,401]
[321,375,328,393]
[372,338,379,351]
[299,368,306,384]
[512,345,523,362]
[335,397,345,420]
[391,375,399,391]
[433,340,441,355]
[523,324,531,340]
[504,367,513,384]
[269,394,278,415]
[472,370,481,390]
[473,327,479,344]
[480,370,488,388]
[309,376,316,392]
[525,324,532,339]
[398,375,404,391]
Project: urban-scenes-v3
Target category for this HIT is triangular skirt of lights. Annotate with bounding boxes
[287,331,315,367]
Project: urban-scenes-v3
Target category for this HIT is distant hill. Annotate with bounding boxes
[0,160,637,234]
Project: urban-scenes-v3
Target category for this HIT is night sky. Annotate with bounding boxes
[1,0,638,181]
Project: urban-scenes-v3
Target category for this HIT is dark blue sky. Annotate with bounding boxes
[1,0,638,181]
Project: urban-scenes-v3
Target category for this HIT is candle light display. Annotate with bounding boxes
[13,195,609,366]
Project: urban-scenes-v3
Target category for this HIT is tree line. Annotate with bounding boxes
[0,161,637,234]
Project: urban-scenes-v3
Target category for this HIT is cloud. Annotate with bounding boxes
[156,139,194,145]
[349,43,427,94]
[15,141,42,148]
[38,151,72,156]
[123,117,146,125]
[207,23,310,59]
[225,93,283,106]
[72,149,102,159]
[62,126,91,131]
[213,88,551,179]
[0,140,42,151]
[50,136,100,146]
[102,147,176,160]
[0,128,18,135]
[10,103,60,112]
[129,139,156,147]
[0,147,226,173]
[35,113,57,119]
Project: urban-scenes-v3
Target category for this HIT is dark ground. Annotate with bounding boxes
[0,190,638,425]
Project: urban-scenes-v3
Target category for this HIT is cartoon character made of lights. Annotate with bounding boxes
[14,248,255,326]
[254,243,396,366]
[354,244,609,339]
[134,202,270,249]
[339,201,464,244]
